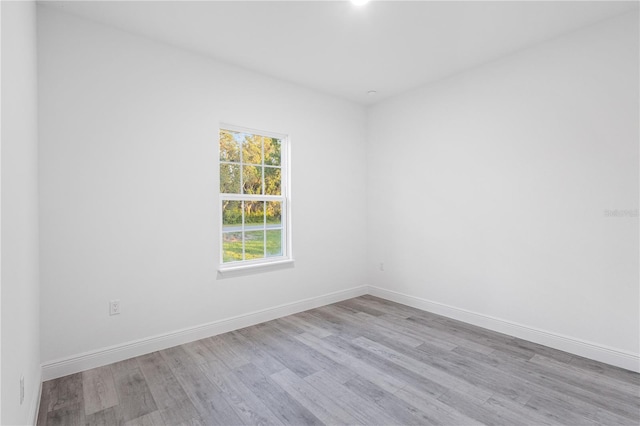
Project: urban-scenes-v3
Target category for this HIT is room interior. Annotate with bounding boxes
[1,0,638,425]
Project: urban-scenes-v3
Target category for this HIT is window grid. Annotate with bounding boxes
[219,126,288,266]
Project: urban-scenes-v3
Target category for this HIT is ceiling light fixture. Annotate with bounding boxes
[351,0,370,6]
[368,90,377,96]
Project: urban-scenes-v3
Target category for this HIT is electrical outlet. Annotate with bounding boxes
[109,299,121,316]
[379,262,384,271]
[20,376,24,405]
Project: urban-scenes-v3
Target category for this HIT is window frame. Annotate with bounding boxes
[218,124,292,273]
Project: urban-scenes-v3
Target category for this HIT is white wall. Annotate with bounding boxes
[367,11,639,367]
[38,6,367,368]
[1,1,42,424]
[37,3,638,378]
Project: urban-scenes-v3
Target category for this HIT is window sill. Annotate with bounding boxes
[217,258,295,279]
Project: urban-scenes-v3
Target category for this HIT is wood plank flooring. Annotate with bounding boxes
[37,295,640,425]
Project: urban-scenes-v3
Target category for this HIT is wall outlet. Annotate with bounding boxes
[109,299,121,315]
[379,262,384,271]
[20,376,24,405]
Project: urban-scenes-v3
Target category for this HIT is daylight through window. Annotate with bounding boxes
[219,126,289,267]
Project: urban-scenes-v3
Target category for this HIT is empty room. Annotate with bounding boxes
[1,0,639,425]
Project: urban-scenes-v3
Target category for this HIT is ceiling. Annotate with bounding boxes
[41,1,638,105]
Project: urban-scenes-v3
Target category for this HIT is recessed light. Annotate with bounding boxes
[368,90,377,96]
[351,0,370,6]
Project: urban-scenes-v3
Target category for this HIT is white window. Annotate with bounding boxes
[219,125,291,270]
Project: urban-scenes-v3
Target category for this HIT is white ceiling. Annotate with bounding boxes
[41,1,638,105]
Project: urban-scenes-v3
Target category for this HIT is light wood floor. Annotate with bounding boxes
[37,295,640,425]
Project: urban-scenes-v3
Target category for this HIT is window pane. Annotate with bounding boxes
[264,138,281,166]
[222,200,242,231]
[220,163,240,194]
[222,232,243,263]
[264,167,281,196]
[244,231,265,260]
[243,165,263,194]
[220,130,241,162]
[243,134,263,165]
[266,230,282,257]
[266,201,281,226]
[245,201,264,226]
[220,127,288,267]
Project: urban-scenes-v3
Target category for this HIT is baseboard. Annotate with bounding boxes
[368,286,640,373]
[41,285,368,381]
[40,283,639,382]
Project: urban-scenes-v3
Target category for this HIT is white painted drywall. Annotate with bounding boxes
[367,11,639,357]
[37,6,367,364]
[1,1,42,424]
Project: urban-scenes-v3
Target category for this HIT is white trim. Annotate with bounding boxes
[368,286,640,373]
[218,258,295,277]
[219,123,287,141]
[29,369,42,426]
[41,285,368,381]
[40,284,639,382]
